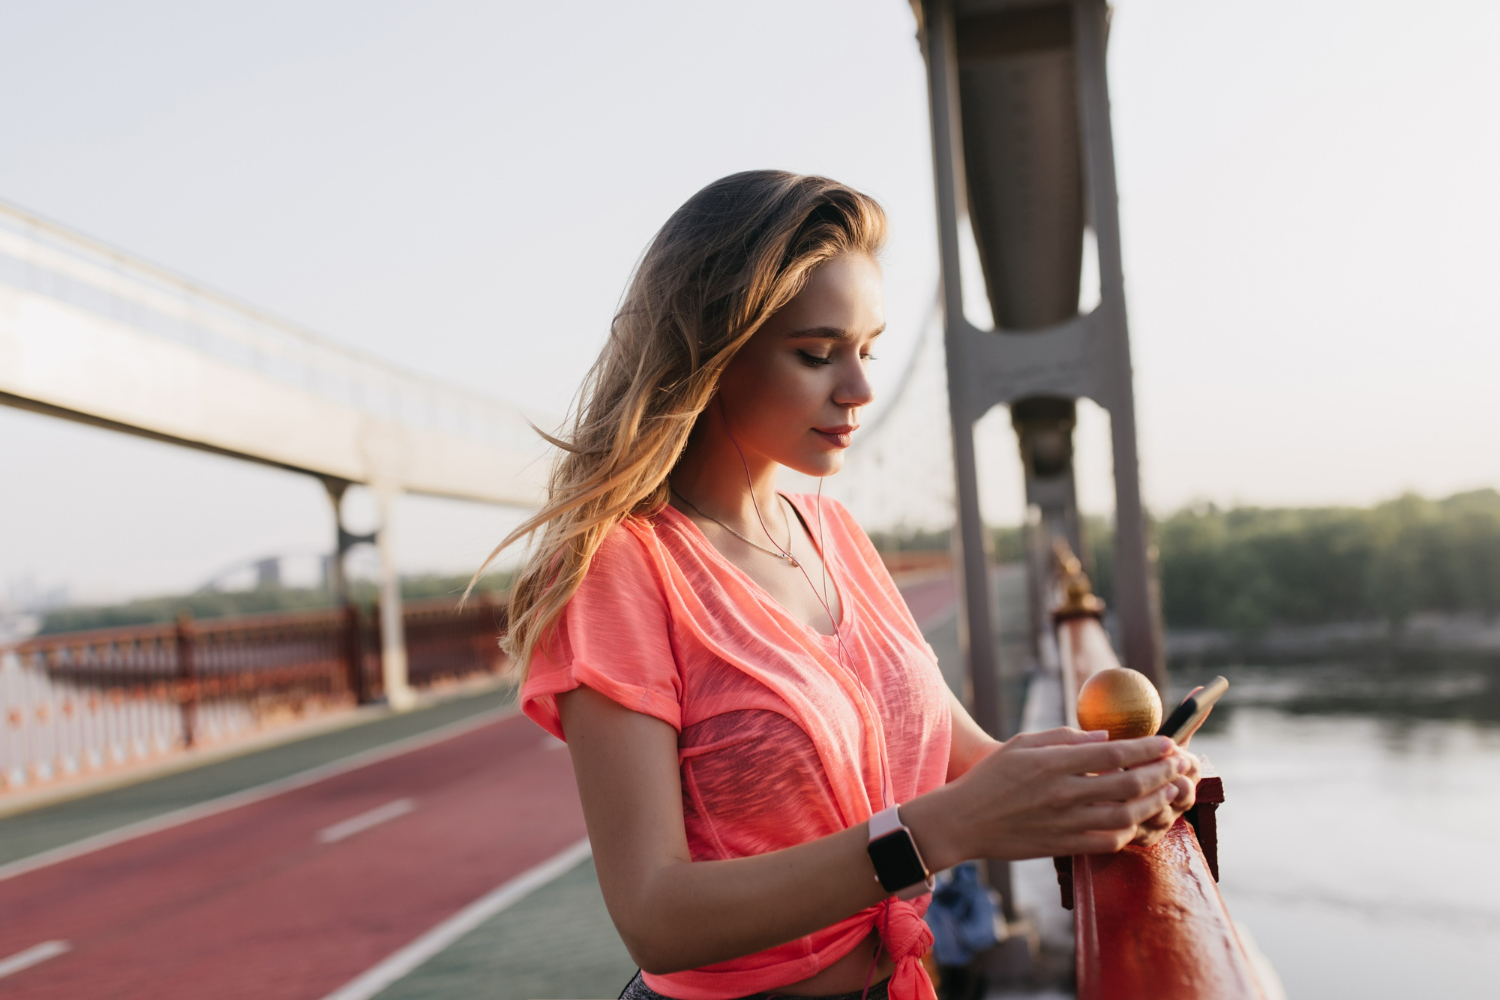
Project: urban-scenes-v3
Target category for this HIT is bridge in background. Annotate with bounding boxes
[0,200,551,705]
[0,2,1271,993]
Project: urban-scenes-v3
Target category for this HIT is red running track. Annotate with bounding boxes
[0,711,584,999]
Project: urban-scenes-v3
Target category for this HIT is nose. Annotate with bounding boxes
[833,356,875,409]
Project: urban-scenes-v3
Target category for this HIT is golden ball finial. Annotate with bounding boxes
[1076,668,1163,740]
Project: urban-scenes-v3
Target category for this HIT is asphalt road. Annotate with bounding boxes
[0,707,584,999]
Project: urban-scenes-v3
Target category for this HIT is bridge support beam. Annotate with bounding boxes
[1013,397,1083,657]
[374,486,415,711]
[322,477,413,708]
[915,0,1165,695]
[919,0,1016,924]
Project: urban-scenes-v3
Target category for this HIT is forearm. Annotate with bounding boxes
[563,686,937,974]
[622,821,889,974]
[618,693,1003,971]
[612,781,970,974]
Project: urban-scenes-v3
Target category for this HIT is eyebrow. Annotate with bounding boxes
[784,325,886,340]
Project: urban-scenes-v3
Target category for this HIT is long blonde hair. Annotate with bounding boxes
[480,170,887,674]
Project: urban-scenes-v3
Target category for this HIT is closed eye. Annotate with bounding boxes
[797,350,833,367]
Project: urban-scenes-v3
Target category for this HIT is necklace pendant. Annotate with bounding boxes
[785,555,800,568]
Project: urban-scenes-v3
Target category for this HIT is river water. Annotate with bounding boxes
[1174,653,1500,998]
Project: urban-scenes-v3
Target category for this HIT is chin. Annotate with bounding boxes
[786,453,845,479]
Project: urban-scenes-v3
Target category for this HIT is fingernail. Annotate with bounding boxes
[1087,730,1110,741]
[1156,737,1175,754]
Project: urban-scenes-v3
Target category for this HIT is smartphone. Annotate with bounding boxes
[1157,676,1229,743]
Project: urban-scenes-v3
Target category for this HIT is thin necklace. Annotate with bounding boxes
[672,487,800,569]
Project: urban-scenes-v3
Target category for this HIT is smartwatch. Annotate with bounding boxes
[866,805,933,899]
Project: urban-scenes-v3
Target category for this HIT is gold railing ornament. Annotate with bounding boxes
[1051,537,1106,621]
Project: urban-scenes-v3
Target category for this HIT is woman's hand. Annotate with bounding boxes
[1130,681,1213,847]
[905,728,1191,868]
[1130,744,1200,847]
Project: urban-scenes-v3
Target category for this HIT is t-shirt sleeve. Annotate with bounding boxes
[520,523,683,741]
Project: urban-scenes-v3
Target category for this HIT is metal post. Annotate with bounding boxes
[1012,396,1084,658]
[323,477,381,704]
[175,610,198,748]
[922,0,1005,742]
[1072,0,1165,687]
[914,0,1165,693]
[341,603,367,705]
[323,478,351,604]
[919,0,1016,921]
[374,486,414,710]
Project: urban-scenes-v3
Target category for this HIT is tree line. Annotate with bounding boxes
[40,490,1500,637]
[877,489,1500,633]
[1148,489,1500,632]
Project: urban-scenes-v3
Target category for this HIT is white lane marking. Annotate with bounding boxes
[0,940,70,980]
[318,798,416,844]
[319,838,591,1000]
[0,704,518,884]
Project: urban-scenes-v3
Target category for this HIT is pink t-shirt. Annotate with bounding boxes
[522,494,951,1000]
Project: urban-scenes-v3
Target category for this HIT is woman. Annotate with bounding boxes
[485,171,1198,1000]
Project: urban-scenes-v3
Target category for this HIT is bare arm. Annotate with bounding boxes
[559,684,1189,975]
[946,688,1000,781]
[561,686,889,974]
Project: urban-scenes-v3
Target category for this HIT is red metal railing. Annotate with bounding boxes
[1050,548,1260,999]
[404,597,508,688]
[1,595,507,793]
[1071,819,1260,1000]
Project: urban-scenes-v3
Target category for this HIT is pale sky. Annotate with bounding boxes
[1,0,1496,604]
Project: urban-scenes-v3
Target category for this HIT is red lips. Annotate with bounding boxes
[813,424,859,449]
